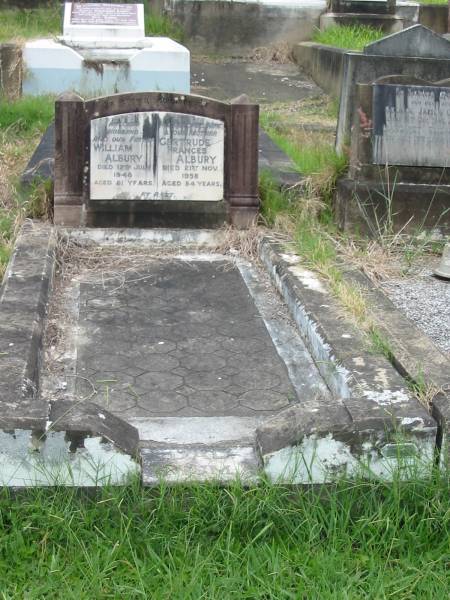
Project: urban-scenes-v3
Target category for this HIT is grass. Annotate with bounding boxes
[0,5,184,43]
[145,10,184,42]
[0,96,55,277]
[0,6,61,42]
[312,25,385,51]
[0,474,448,597]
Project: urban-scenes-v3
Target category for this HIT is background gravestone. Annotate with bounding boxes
[335,75,450,235]
[336,25,450,153]
[54,91,259,229]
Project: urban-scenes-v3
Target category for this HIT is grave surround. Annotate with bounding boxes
[54,91,259,229]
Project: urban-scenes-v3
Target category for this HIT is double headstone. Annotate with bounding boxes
[54,91,259,229]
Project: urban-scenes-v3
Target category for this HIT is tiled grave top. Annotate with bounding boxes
[75,260,298,418]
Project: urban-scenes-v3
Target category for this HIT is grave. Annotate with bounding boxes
[23,2,190,96]
[320,0,404,33]
[335,74,450,234]
[54,91,259,229]
[336,25,450,153]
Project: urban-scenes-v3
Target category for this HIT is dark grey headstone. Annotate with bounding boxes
[364,25,450,59]
[372,83,450,167]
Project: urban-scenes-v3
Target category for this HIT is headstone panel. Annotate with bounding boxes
[90,112,225,201]
[70,3,138,26]
[62,2,145,41]
[373,83,450,167]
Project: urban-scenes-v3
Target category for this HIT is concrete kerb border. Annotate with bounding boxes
[0,221,140,486]
[339,264,450,471]
[256,237,438,482]
[1,222,443,485]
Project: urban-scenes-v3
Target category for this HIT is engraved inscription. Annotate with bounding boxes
[373,84,450,167]
[90,112,225,201]
[71,3,138,26]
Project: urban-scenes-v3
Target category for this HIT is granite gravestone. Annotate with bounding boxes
[335,75,450,235]
[54,91,259,228]
[372,84,450,167]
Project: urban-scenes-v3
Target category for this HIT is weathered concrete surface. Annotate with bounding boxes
[257,238,437,482]
[0,43,22,101]
[41,233,333,483]
[171,0,326,56]
[191,60,323,104]
[0,221,55,430]
[0,222,140,486]
[340,265,450,472]
[1,225,442,485]
[75,261,298,417]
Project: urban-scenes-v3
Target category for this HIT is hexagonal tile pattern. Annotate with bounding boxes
[75,260,297,418]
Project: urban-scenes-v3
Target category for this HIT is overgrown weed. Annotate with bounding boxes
[312,24,385,51]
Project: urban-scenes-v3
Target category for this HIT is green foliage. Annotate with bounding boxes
[0,6,61,42]
[0,476,448,597]
[260,114,346,179]
[0,96,55,135]
[313,25,385,51]
[259,171,292,226]
[145,11,184,42]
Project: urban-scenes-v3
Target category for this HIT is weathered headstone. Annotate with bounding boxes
[336,25,450,153]
[372,83,450,167]
[23,2,190,96]
[54,91,259,228]
[364,23,450,58]
[335,75,450,234]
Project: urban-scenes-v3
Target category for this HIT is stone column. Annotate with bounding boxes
[54,93,86,226]
[0,43,22,101]
[229,95,260,228]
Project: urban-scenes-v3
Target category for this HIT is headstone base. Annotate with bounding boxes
[334,178,450,236]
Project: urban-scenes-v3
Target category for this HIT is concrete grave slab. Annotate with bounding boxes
[364,24,450,59]
[0,224,441,485]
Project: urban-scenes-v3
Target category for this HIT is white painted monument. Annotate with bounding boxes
[23,3,190,96]
[90,112,224,201]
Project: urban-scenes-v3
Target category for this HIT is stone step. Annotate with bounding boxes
[141,445,260,485]
[131,416,264,484]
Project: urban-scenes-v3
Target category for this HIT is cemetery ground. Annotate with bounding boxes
[0,9,449,596]
[0,70,449,597]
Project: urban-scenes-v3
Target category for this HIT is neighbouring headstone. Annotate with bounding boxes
[54,91,259,229]
[23,3,190,96]
[364,23,450,59]
[335,75,450,234]
[336,25,450,153]
[372,83,450,167]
